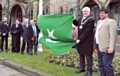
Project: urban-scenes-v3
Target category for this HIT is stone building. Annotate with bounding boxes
[50,0,120,24]
[0,0,120,25]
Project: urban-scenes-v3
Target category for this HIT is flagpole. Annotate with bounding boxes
[38,0,43,52]
[39,0,43,15]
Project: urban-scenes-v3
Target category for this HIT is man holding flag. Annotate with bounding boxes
[73,7,94,76]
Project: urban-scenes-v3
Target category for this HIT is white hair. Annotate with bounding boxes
[24,19,29,22]
[82,7,90,12]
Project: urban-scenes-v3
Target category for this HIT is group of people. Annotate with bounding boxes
[0,18,40,55]
[73,7,117,76]
[0,6,117,76]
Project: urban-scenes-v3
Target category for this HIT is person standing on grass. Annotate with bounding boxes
[0,17,10,52]
[95,9,117,76]
[21,19,30,54]
[29,20,40,55]
[73,7,94,76]
[11,18,22,53]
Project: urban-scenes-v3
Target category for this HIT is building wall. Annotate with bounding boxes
[50,0,77,14]
[0,0,38,24]
[49,0,113,19]
[0,0,119,24]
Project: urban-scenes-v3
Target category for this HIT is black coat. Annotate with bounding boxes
[29,24,40,45]
[28,25,34,41]
[35,24,40,39]
[11,23,22,47]
[73,16,94,55]
[33,24,40,44]
[0,22,10,37]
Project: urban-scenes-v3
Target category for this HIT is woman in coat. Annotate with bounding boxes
[11,19,22,53]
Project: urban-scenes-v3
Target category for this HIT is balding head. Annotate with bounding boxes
[30,20,35,26]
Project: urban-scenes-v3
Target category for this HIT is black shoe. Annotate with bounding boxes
[34,52,37,55]
[16,51,20,53]
[21,52,24,54]
[75,69,85,73]
[84,72,92,76]
[12,50,15,53]
[30,53,33,56]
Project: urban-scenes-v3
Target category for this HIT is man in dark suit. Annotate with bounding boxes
[11,19,22,53]
[29,20,40,55]
[0,17,10,52]
[73,7,94,76]
[21,19,31,54]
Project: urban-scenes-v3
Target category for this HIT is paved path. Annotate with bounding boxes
[0,65,28,76]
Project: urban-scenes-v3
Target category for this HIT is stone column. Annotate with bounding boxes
[33,1,38,21]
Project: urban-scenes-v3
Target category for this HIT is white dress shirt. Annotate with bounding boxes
[83,17,86,19]
[16,24,18,28]
[32,25,37,36]
[95,20,105,44]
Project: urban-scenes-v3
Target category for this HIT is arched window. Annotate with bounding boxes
[60,7,63,13]
[109,2,120,25]
[11,5,23,25]
[29,7,33,20]
[43,5,50,15]
[84,1,99,23]
[91,5,99,23]
[70,8,73,13]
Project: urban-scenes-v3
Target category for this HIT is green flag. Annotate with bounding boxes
[37,13,76,54]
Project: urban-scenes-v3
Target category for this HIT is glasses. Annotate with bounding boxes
[100,12,107,15]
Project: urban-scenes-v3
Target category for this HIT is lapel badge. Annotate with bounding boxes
[79,25,83,29]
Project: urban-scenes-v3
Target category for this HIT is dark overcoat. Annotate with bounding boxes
[28,24,40,49]
[21,25,30,42]
[11,23,22,48]
[73,16,94,55]
[0,22,10,37]
[35,24,40,39]
[28,25,34,41]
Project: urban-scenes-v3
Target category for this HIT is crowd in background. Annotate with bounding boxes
[0,17,40,55]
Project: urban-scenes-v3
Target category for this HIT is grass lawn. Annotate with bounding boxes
[0,44,99,76]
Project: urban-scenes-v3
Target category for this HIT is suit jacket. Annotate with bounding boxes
[28,25,34,40]
[11,23,22,47]
[34,24,40,39]
[11,23,22,35]
[73,16,94,55]
[31,24,40,44]
[22,25,28,42]
[0,21,10,37]
[96,18,117,52]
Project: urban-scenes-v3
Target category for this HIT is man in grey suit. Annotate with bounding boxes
[95,9,117,76]
[21,19,31,54]
[29,20,40,55]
